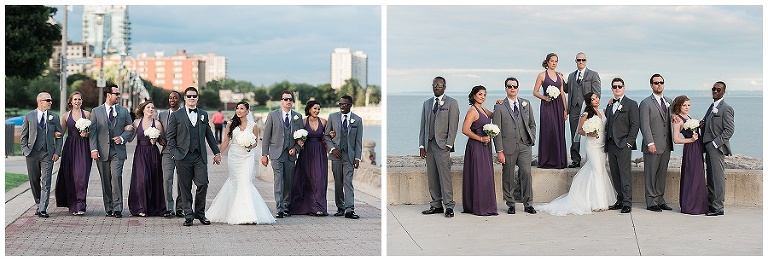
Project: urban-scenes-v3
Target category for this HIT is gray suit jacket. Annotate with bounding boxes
[604,97,640,152]
[20,110,63,157]
[261,109,304,160]
[325,111,363,163]
[564,68,601,110]
[702,100,734,156]
[492,98,536,153]
[419,95,460,151]
[89,104,134,161]
[166,108,220,163]
[158,106,183,154]
[639,95,674,154]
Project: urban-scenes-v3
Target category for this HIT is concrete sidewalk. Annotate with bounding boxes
[387,204,762,256]
[4,143,381,256]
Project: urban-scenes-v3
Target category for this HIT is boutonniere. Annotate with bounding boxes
[712,107,718,114]
[349,118,356,124]
[616,104,623,111]
[112,110,117,117]
[438,100,444,107]
[47,115,53,121]
[521,101,528,108]
[200,115,205,121]
[664,101,670,108]
[293,115,299,121]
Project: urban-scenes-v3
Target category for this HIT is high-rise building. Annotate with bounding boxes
[82,5,131,56]
[190,53,227,83]
[49,41,94,75]
[330,48,368,89]
[95,50,206,92]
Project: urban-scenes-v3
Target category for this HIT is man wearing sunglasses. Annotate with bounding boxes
[89,84,135,219]
[325,95,364,219]
[639,74,674,212]
[702,81,734,216]
[21,92,63,218]
[564,52,601,168]
[604,78,639,213]
[262,90,304,218]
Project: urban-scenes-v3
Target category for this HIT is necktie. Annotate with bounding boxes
[660,98,667,114]
[284,113,290,128]
[432,97,439,114]
[705,103,714,119]
[513,101,519,116]
[108,107,115,122]
[577,71,582,84]
[614,98,620,103]
[343,115,348,131]
[40,113,46,129]
[188,108,197,113]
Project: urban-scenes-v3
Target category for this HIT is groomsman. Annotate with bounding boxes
[419,76,460,218]
[564,52,601,168]
[638,74,674,212]
[325,95,364,219]
[89,85,134,218]
[702,81,735,216]
[492,77,537,215]
[158,91,184,218]
[262,91,304,218]
[604,78,639,213]
[21,92,63,218]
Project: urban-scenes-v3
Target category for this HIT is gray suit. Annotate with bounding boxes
[325,111,363,213]
[89,104,134,214]
[604,97,640,207]
[159,107,183,214]
[418,95,459,209]
[166,108,220,219]
[21,110,63,213]
[702,100,734,212]
[564,68,601,163]
[261,109,303,213]
[638,95,674,207]
[492,98,536,208]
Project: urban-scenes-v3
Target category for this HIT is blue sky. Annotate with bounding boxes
[49,5,381,87]
[387,5,763,93]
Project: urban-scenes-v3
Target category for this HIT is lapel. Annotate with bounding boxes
[649,96,666,120]
[503,98,514,118]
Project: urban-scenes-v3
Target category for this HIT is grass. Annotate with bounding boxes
[5,172,28,192]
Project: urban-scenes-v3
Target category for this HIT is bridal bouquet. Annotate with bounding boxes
[483,123,500,143]
[683,118,701,132]
[546,85,561,100]
[582,116,602,138]
[144,126,161,145]
[236,132,258,152]
[293,129,309,141]
[75,118,91,133]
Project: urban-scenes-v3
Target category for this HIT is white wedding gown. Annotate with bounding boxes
[537,114,617,216]
[206,120,276,224]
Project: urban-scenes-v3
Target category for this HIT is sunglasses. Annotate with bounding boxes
[712,87,723,92]
[339,102,352,107]
[186,95,198,98]
[281,98,294,102]
[433,84,446,88]
[41,99,53,102]
[575,58,587,62]
[611,85,624,89]
[505,85,518,89]
[652,81,665,85]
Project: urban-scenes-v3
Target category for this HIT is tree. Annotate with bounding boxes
[74,79,102,109]
[5,5,62,79]
[316,83,337,107]
[338,78,364,106]
[269,81,293,100]
[253,87,269,106]
[367,84,381,105]
[198,89,222,110]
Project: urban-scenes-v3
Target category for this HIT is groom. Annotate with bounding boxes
[325,95,364,219]
[262,91,304,218]
[604,78,639,213]
[21,92,63,218]
[492,77,537,215]
[702,81,734,216]
[166,86,222,226]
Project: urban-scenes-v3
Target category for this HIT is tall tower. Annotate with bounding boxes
[330,48,368,89]
[82,5,131,56]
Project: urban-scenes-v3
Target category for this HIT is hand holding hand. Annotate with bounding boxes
[52,154,59,162]
[91,151,99,160]
[213,154,222,165]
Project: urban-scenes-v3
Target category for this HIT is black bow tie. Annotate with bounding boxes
[188,108,198,113]
[613,99,621,103]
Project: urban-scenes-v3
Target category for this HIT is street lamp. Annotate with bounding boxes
[94,7,106,105]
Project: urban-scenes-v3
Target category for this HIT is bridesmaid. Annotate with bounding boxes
[533,53,568,169]
[55,92,93,215]
[290,100,333,216]
[461,85,497,216]
[671,95,708,215]
[127,101,167,217]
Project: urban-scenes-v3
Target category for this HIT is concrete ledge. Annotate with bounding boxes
[259,162,381,199]
[387,163,762,207]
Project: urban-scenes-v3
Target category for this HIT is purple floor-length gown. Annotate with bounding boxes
[128,120,167,216]
[461,106,498,216]
[678,115,708,215]
[55,110,93,213]
[289,121,329,215]
[538,72,567,169]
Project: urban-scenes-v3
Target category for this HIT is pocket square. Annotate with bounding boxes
[351,126,358,128]
[440,108,448,111]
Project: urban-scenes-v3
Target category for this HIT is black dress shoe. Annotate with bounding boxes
[608,202,622,210]
[567,161,580,168]
[444,208,454,217]
[162,211,173,218]
[183,218,193,226]
[175,210,184,217]
[706,210,724,216]
[647,205,662,212]
[524,206,537,214]
[114,212,123,218]
[276,212,285,218]
[283,212,291,217]
[106,211,114,217]
[422,207,445,215]
[34,211,40,216]
[659,204,673,211]
[38,211,50,218]
[621,206,632,213]
[344,211,360,219]
[333,210,345,216]
[197,217,211,225]
[507,206,516,214]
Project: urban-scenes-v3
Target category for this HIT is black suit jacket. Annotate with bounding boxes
[166,108,220,163]
[604,97,640,152]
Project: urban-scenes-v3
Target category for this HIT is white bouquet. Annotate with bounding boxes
[582,116,602,138]
[293,129,309,141]
[236,132,258,152]
[546,85,561,100]
[144,126,161,145]
[483,123,500,140]
[683,118,700,132]
[75,118,91,132]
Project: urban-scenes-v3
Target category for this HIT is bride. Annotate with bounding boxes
[537,92,616,216]
[206,101,276,225]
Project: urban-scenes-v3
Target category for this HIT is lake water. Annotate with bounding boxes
[387,90,762,160]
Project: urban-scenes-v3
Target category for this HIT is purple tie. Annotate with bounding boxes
[432,98,439,114]
[109,106,115,122]
[284,113,290,128]
[660,98,667,114]
[513,101,519,116]
[39,114,46,129]
[343,115,348,131]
